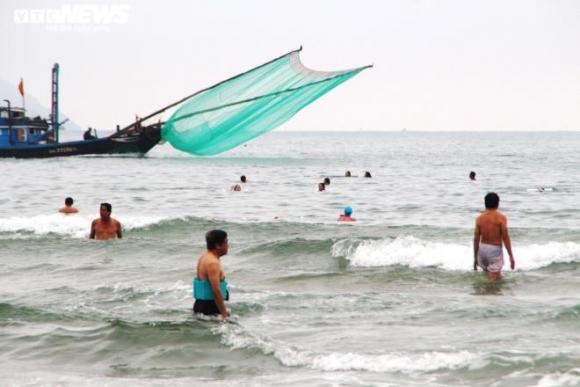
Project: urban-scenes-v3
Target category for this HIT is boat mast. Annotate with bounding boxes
[51,63,59,143]
[3,99,13,145]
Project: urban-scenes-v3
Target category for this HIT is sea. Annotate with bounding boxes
[1,131,580,387]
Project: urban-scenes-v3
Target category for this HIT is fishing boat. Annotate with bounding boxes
[2,48,371,158]
[0,64,161,158]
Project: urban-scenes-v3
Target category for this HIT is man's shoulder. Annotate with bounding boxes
[497,211,508,222]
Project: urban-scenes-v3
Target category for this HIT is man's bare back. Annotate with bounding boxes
[59,197,78,214]
[475,210,507,246]
[59,206,78,214]
[473,193,515,278]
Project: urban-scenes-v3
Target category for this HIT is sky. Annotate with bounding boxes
[1,0,579,131]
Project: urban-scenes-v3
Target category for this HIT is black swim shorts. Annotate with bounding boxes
[193,299,220,316]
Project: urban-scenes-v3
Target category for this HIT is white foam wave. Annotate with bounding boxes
[534,369,580,387]
[309,351,474,373]
[0,214,163,238]
[215,324,474,373]
[332,236,580,271]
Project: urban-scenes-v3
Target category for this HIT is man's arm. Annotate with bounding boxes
[116,221,123,239]
[207,262,228,320]
[473,220,480,271]
[501,218,515,270]
[89,220,96,239]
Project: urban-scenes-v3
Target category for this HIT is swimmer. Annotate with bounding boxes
[193,230,230,320]
[345,170,352,177]
[364,171,372,178]
[59,197,78,214]
[231,184,242,192]
[473,192,515,281]
[89,203,122,240]
[240,175,247,183]
[338,206,356,222]
[469,171,476,181]
[318,182,326,192]
[324,177,331,185]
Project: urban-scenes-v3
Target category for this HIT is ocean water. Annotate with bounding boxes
[1,131,580,386]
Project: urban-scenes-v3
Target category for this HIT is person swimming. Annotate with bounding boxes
[469,171,476,181]
[338,206,356,222]
[59,197,78,214]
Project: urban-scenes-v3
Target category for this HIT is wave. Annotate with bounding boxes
[217,323,580,379]
[331,236,580,271]
[535,369,580,387]
[0,302,77,324]
[0,213,164,238]
[0,214,305,239]
[216,323,472,373]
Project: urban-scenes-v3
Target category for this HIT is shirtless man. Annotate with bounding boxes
[473,192,515,281]
[59,197,78,214]
[89,203,122,240]
[193,230,229,320]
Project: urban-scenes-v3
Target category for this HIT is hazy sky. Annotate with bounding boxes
[1,0,579,131]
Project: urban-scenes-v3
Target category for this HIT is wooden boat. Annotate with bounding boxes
[0,64,161,158]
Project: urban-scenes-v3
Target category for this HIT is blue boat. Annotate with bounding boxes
[0,64,161,158]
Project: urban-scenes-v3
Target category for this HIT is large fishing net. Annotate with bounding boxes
[161,48,370,155]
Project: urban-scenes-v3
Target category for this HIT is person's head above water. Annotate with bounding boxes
[65,197,74,206]
[205,229,229,256]
[99,202,112,220]
[345,171,351,177]
[484,192,499,209]
[364,171,372,178]
[318,182,326,192]
[469,171,476,180]
[324,177,331,185]
[344,206,353,216]
[240,175,246,183]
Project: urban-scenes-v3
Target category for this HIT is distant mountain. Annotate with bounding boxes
[0,78,83,132]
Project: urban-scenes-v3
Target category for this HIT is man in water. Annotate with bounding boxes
[338,206,356,222]
[193,229,229,320]
[469,171,477,181]
[90,203,122,240]
[473,192,515,281]
[318,182,326,192]
[59,197,78,214]
[240,175,247,183]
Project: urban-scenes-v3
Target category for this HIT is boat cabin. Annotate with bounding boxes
[0,104,53,147]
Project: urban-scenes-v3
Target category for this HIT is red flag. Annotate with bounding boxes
[18,78,24,97]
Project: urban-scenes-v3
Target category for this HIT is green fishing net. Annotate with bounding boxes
[161,48,370,156]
